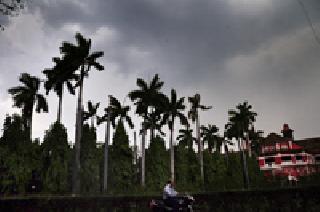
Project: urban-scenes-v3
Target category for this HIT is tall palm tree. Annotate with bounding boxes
[96,96,112,193]
[43,56,78,123]
[108,95,134,129]
[227,101,257,189]
[200,124,221,153]
[83,100,100,128]
[227,101,257,157]
[228,101,257,137]
[60,32,104,194]
[129,74,166,138]
[223,124,237,167]
[162,89,188,181]
[97,95,134,192]
[177,127,196,149]
[188,93,212,185]
[128,74,166,186]
[143,108,166,140]
[8,73,48,140]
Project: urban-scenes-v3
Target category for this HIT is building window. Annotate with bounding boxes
[281,156,291,161]
[265,158,275,163]
[265,157,275,167]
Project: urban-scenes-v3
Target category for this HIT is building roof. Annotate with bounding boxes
[260,133,290,145]
[295,137,320,154]
[260,133,320,154]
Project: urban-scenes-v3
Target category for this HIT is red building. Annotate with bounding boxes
[258,124,320,179]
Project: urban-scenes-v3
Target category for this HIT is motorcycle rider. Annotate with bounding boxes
[163,180,180,211]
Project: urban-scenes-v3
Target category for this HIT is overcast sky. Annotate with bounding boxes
[1,0,320,146]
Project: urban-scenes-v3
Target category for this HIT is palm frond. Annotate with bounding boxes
[35,94,48,113]
[199,105,212,110]
[90,61,104,71]
[125,116,134,129]
[136,78,148,90]
[66,81,75,95]
[87,51,104,60]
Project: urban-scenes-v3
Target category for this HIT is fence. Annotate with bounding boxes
[1,186,320,211]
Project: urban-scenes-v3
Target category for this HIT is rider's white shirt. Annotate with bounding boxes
[163,184,177,199]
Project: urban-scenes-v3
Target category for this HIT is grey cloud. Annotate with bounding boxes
[2,0,320,140]
[27,0,320,87]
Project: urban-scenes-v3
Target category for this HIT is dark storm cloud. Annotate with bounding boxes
[2,0,320,139]
[28,0,89,28]
[28,0,320,85]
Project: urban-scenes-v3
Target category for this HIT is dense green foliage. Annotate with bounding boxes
[108,120,135,193]
[203,150,227,190]
[41,122,70,193]
[145,136,170,191]
[0,114,41,193]
[175,142,201,191]
[80,124,100,193]
[0,113,319,195]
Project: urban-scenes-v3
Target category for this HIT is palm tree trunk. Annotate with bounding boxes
[186,124,192,149]
[27,101,35,141]
[103,105,111,192]
[150,108,155,142]
[29,114,32,141]
[57,91,63,123]
[170,120,175,182]
[72,66,84,194]
[22,114,28,139]
[241,137,250,189]
[150,129,153,143]
[91,116,94,128]
[134,131,138,175]
[247,133,252,158]
[141,123,146,187]
[224,139,229,168]
[197,113,204,185]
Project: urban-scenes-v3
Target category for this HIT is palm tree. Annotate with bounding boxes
[108,95,134,129]
[97,95,134,192]
[60,32,104,194]
[177,127,196,149]
[129,74,166,138]
[162,89,188,181]
[188,93,212,185]
[143,108,166,139]
[227,101,257,189]
[96,96,112,193]
[227,101,257,155]
[43,56,78,123]
[200,124,221,153]
[8,73,48,140]
[228,101,257,137]
[223,124,235,168]
[83,100,100,128]
[128,74,166,186]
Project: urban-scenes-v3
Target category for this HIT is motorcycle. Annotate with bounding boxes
[149,195,195,212]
